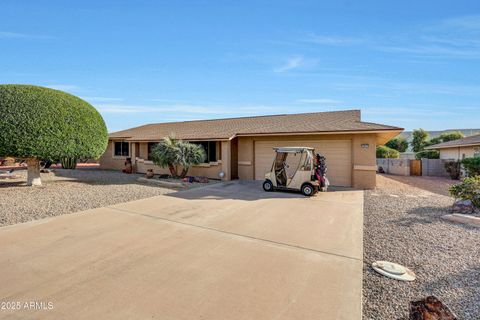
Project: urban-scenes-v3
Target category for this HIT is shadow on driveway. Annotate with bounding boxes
[168,180,353,201]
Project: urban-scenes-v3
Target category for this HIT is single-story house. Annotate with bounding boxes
[99,110,402,189]
[425,134,480,160]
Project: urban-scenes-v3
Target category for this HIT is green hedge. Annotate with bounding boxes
[376,145,400,158]
[0,85,108,160]
[385,137,409,152]
[415,150,440,160]
[461,157,480,177]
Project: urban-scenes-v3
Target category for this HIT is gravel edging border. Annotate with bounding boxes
[442,214,480,227]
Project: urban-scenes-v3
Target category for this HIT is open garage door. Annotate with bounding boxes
[254,140,352,187]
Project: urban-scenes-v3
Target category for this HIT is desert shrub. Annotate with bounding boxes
[2,157,15,166]
[449,176,480,208]
[150,135,206,178]
[411,129,429,152]
[61,157,77,169]
[461,157,480,177]
[444,160,461,180]
[439,131,464,142]
[415,150,440,160]
[376,145,400,158]
[386,137,409,152]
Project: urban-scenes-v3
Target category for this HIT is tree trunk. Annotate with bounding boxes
[27,158,42,186]
[168,164,178,177]
[179,167,189,178]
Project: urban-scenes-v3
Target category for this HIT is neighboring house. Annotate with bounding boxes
[99,110,402,189]
[399,128,480,152]
[425,134,480,160]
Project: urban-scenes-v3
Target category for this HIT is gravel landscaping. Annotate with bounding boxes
[0,169,217,227]
[363,174,479,319]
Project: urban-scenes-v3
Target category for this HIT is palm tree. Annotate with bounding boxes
[176,141,206,178]
[150,135,180,177]
[150,135,206,178]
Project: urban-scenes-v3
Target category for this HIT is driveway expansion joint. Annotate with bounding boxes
[108,206,363,263]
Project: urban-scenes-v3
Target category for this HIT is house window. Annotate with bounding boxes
[191,141,217,163]
[474,147,480,158]
[147,142,159,160]
[114,141,129,157]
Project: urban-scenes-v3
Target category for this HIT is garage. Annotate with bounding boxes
[254,140,352,187]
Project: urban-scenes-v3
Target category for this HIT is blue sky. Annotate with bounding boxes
[1,0,480,132]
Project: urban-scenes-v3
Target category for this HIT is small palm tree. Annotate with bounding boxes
[150,135,206,178]
[176,141,206,178]
[150,135,180,177]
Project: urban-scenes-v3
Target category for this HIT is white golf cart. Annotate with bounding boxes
[262,147,325,196]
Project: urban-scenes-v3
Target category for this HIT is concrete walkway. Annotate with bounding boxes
[0,181,364,320]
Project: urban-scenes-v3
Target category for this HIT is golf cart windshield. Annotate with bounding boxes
[272,148,313,186]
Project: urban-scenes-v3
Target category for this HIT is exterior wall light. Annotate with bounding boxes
[361,144,370,149]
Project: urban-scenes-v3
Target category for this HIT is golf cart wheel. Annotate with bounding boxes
[263,180,274,192]
[301,183,315,197]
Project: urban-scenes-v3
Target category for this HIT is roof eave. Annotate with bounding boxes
[426,142,480,150]
[234,128,403,137]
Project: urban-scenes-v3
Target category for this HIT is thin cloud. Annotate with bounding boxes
[273,56,318,73]
[45,84,81,92]
[274,56,304,73]
[96,103,294,116]
[0,31,54,39]
[438,15,480,31]
[82,96,124,102]
[297,15,480,59]
[377,44,480,58]
[296,98,342,105]
[95,104,159,114]
[378,15,480,59]
[149,98,189,103]
[305,34,366,46]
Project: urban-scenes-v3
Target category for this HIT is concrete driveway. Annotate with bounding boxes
[0,181,363,320]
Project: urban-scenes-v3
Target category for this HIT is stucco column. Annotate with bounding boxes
[130,142,137,173]
[352,134,377,189]
[221,140,231,180]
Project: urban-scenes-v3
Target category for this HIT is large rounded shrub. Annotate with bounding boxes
[0,84,108,185]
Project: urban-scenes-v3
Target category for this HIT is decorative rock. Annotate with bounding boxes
[451,199,476,214]
[146,169,154,179]
[409,296,457,320]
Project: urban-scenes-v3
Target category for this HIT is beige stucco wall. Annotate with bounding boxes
[238,137,254,180]
[439,146,479,160]
[100,134,378,188]
[100,140,227,180]
[236,134,377,189]
[135,159,222,179]
[99,140,128,170]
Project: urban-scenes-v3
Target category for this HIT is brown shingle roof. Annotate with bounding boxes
[108,110,402,141]
[425,134,480,149]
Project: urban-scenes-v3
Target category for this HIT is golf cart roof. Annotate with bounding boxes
[273,147,314,153]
